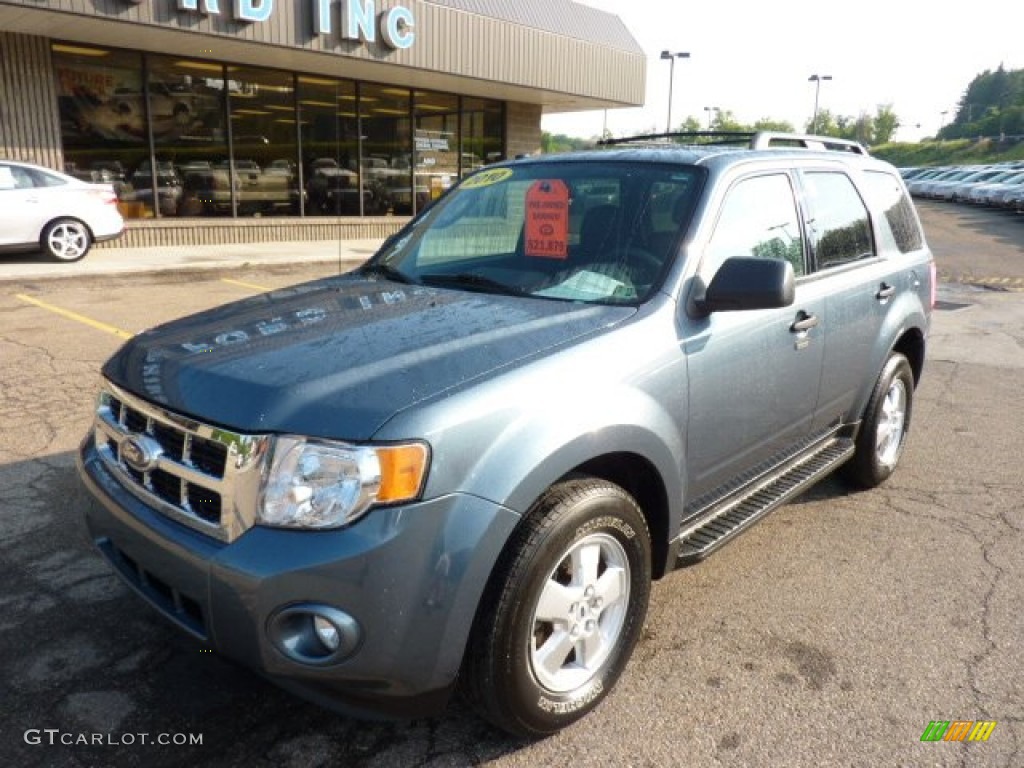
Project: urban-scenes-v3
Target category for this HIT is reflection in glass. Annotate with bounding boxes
[227,66,300,217]
[462,98,505,177]
[414,90,458,210]
[147,56,229,217]
[53,45,148,218]
[298,77,361,216]
[362,84,412,215]
[53,47,507,221]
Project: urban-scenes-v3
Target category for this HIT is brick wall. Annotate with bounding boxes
[97,217,409,249]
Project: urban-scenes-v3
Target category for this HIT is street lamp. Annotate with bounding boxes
[808,74,832,133]
[661,50,690,133]
[703,106,720,129]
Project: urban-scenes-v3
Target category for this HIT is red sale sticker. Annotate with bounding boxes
[525,180,569,259]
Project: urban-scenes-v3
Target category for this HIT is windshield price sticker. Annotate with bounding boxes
[525,180,570,259]
[460,168,513,189]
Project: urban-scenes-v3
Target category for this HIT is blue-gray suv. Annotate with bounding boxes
[78,132,934,737]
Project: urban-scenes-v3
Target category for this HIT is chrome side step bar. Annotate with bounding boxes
[675,437,855,566]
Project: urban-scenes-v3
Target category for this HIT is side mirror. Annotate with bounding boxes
[697,256,795,313]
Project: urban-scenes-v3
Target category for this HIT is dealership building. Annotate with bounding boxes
[0,0,644,247]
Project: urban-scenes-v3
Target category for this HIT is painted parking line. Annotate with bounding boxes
[221,278,271,292]
[15,294,134,340]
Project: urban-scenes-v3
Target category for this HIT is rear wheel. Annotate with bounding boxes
[41,218,91,262]
[463,478,651,737]
[843,352,914,488]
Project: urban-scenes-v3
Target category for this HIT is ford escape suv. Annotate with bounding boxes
[78,132,934,737]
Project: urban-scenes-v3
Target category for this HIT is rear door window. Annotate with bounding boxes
[801,171,874,269]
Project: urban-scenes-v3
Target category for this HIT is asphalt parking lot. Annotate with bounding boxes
[0,204,1022,767]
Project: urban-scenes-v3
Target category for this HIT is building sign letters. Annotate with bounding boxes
[124,1,416,50]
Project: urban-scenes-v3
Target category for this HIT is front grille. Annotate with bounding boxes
[93,381,268,542]
[109,396,228,478]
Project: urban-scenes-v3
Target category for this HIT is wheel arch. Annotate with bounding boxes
[891,326,926,386]
[567,453,672,579]
[41,216,95,241]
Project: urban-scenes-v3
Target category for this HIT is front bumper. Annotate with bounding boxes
[77,434,520,718]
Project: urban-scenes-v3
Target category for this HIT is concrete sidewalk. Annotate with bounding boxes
[0,238,385,282]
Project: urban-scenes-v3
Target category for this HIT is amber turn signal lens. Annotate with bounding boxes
[376,443,429,503]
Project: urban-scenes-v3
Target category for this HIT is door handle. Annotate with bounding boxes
[876,282,896,300]
[790,311,819,333]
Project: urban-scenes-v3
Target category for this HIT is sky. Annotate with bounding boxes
[540,0,1024,143]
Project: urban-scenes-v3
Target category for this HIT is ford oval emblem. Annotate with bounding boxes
[121,435,163,473]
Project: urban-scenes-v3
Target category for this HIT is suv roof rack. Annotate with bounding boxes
[597,131,754,147]
[598,131,869,155]
[750,132,869,155]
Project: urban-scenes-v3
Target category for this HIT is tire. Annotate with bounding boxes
[843,352,914,489]
[41,218,92,262]
[462,478,651,737]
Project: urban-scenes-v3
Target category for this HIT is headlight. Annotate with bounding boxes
[259,436,429,529]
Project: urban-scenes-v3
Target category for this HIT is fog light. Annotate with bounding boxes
[313,615,341,652]
[268,603,362,666]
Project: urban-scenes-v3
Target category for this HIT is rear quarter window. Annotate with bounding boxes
[861,170,924,254]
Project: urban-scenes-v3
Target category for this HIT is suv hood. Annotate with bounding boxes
[103,275,635,439]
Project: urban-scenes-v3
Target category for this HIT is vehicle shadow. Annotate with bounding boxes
[0,250,48,264]
[0,453,527,767]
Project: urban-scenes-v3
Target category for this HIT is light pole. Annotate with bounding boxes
[703,106,719,129]
[661,50,690,133]
[808,74,832,133]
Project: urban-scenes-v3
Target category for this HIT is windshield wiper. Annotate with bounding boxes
[358,263,418,284]
[419,273,526,296]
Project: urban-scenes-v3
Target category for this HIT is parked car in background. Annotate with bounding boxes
[306,158,370,215]
[126,162,184,216]
[968,171,1024,206]
[917,167,980,199]
[999,182,1024,211]
[0,159,124,261]
[939,168,1005,202]
[906,167,952,197]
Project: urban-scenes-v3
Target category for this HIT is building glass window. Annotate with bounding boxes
[298,76,361,216]
[461,98,505,176]
[52,45,147,217]
[413,90,459,208]
[361,84,412,216]
[52,43,506,221]
[227,66,300,217]
[146,56,229,217]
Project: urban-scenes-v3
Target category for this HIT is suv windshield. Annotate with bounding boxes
[370,161,702,304]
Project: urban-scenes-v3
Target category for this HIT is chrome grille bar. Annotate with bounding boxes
[93,380,270,543]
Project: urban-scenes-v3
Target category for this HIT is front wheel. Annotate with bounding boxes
[463,478,651,737]
[843,352,915,488]
[41,218,92,262]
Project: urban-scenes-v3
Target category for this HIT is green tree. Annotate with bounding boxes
[872,105,899,145]
[753,118,796,132]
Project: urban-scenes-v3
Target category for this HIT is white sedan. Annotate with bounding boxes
[0,160,124,262]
